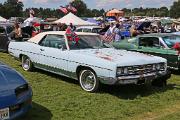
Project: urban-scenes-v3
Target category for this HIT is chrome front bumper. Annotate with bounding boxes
[99,71,167,85]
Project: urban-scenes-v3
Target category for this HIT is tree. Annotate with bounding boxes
[159,7,169,17]
[170,0,180,18]
[70,0,87,17]
[3,0,24,18]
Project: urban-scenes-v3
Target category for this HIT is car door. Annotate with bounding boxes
[136,37,169,60]
[0,26,9,51]
[38,34,69,75]
[166,49,179,69]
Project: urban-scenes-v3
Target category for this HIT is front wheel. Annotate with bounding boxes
[152,78,167,88]
[21,55,33,71]
[79,69,100,92]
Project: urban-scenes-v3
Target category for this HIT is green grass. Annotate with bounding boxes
[0,52,180,120]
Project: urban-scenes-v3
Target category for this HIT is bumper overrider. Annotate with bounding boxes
[100,63,170,85]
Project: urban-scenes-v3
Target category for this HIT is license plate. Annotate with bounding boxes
[0,108,9,120]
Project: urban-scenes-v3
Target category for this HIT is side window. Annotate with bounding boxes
[6,26,14,34]
[76,29,82,32]
[0,27,6,34]
[39,34,66,49]
[139,37,160,47]
[83,28,91,33]
[92,28,98,33]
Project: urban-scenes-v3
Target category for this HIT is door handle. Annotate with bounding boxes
[40,48,45,51]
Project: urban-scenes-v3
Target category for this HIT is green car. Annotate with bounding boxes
[113,33,180,70]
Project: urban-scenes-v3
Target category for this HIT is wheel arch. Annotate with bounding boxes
[76,65,96,79]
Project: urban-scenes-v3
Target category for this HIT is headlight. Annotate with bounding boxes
[117,67,129,75]
[156,64,161,70]
[156,63,166,71]
[124,68,128,74]
[117,68,123,75]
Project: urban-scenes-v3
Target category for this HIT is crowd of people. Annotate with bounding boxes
[101,20,179,43]
[10,17,180,43]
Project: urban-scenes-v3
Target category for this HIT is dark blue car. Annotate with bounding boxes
[0,62,32,120]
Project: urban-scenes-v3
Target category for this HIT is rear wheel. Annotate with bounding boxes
[79,69,99,92]
[21,55,33,71]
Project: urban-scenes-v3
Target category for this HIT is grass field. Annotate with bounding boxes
[0,52,180,120]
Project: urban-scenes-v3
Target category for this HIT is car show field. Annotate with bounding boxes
[0,52,179,120]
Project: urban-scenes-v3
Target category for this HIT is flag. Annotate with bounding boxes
[59,6,68,14]
[173,42,180,54]
[101,34,115,43]
[29,9,35,18]
[66,27,80,43]
[67,4,77,13]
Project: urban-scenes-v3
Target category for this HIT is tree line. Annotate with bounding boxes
[0,0,180,19]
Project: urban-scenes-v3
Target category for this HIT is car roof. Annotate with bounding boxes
[77,26,102,29]
[28,31,99,44]
[137,33,175,37]
[0,23,13,27]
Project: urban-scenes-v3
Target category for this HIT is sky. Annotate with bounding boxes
[0,0,177,10]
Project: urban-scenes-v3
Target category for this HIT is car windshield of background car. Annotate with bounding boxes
[6,26,14,34]
[162,36,180,48]
[0,27,5,34]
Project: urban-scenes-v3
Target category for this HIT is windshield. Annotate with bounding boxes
[68,35,106,50]
[92,28,102,33]
[162,35,180,48]
[6,26,14,34]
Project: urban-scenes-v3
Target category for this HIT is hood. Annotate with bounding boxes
[0,87,17,108]
[71,48,166,67]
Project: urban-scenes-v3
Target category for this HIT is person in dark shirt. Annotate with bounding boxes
[170,23,177,33]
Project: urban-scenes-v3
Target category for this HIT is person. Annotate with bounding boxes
[14,23,22,41]
[157,22,164,33]
[113,24,121,42]
[69,23,76,31]
[130,24,139,37]
[170,23,177,33]
[105,23,115,35]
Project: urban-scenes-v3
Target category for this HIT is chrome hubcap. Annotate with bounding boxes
[81,70,96,91]
[22,57,30,70]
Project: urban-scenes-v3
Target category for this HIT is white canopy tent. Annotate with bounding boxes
[54,12,96,26]
[0,16,7,22]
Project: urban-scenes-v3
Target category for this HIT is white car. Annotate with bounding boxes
[76,26,102,34]
[8,31,170,92]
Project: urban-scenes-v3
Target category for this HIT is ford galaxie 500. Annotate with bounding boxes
[9,31,170,92]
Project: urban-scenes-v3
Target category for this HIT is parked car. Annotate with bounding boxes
[0,23,30,52]
[113,33,180,70]
[0,61,32,120]
[76,26,103,34]
[0,23,14,52]
[173,31,180,35]
[8,31,170,92]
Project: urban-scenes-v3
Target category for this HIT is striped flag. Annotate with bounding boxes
[101,34,115,43]
[59,6,68,14]
[67,4,77,13]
